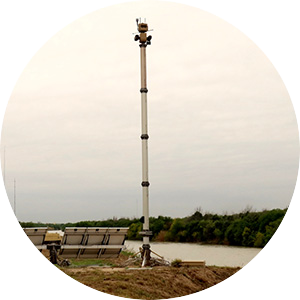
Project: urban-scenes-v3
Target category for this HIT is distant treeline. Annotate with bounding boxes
[20,208,287,248]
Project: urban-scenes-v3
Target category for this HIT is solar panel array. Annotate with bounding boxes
[23,228,48,250]
[23,227,128,258]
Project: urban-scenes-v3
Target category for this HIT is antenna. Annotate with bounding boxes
[3,146,5,187]
[3,146,5,186]
[134,19,153,267]
[133,18,153,35]
[14,178,16,217]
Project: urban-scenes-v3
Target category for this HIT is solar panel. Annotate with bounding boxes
[23,227,48,250]
[59,227,128,259]
[100,228,128,258]
[59,227,86,258]
[79,227,108,258]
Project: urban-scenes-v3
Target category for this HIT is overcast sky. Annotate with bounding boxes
[1,1,299,222]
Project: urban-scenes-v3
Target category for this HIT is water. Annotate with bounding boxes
[124,240,261,267]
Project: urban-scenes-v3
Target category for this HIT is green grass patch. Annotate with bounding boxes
[69,258,115,267]
[120,249,135,257]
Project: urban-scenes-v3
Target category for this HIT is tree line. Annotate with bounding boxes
[20,207,287,248]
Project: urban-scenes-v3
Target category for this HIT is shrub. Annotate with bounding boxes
[171,259,182,268]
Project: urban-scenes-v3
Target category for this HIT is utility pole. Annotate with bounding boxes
[134,19,153,267]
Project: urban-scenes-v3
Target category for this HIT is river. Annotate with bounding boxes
[124,240,261,267]
[48,230,261,267]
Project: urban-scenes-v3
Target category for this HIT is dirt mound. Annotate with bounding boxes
[62,265,240,299]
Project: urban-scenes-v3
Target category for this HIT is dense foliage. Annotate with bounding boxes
[20,208,287,248]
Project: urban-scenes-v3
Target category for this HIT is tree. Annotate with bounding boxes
[127,222,142,240]
[254,232,265,248]
[225,219,246,245]
[242,227,254,247]
[165,218,185,242]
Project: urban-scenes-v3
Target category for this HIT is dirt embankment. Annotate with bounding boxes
[61,265,239,299]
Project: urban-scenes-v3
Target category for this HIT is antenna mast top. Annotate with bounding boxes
[134,19,152,46]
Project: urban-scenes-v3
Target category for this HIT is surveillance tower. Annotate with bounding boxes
[134,19,153,267]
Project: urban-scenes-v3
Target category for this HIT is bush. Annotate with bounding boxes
[171,259,182,268]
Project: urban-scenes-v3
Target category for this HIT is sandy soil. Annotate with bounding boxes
[43,249,240,299]
[61,265,240,299]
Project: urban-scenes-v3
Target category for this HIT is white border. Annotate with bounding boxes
[0,1,299,299]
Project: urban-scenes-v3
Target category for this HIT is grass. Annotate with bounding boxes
[65,250,136,268]
[171,258,182,267]
[68,258,116,267]
[121,249,136,257]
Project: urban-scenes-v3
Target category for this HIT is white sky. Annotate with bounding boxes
[1,1,299,222]
[1,2,300,300]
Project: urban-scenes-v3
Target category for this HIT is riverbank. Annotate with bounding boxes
[55,252,240,299]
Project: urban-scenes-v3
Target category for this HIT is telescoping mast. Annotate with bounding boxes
[134,19,153,267]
